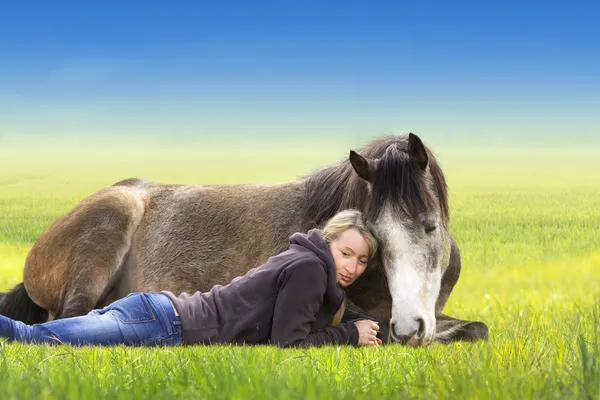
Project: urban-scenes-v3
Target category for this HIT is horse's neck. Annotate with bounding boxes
[345,264,392,320]
[301,166,368,227]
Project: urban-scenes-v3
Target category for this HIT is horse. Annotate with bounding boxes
[0,133,487,345]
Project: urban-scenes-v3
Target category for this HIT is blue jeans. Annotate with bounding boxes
[0,292,183,346]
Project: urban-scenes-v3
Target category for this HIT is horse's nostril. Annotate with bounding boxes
[390,320,426,342]
[416,318,425,338]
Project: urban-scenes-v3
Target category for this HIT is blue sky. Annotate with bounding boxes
[1,1,599,145]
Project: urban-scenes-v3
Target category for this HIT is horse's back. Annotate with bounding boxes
[128,182,306,294]
[112,177,151,188]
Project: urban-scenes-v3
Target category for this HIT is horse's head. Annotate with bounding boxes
[350,133,450,346]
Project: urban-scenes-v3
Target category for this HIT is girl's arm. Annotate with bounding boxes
[269,261,359,348]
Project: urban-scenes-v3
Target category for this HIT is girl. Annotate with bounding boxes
[0,210,381,347]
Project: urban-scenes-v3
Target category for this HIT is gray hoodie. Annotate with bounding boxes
[163,229,359,347]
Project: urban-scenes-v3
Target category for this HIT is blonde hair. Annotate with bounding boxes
[321,209,378,264]
[321,209,378,326]
[329,299,346,327]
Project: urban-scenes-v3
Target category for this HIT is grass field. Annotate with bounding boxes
[0,142,599,399]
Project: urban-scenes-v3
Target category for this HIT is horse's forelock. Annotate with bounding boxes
[362,135,449,227]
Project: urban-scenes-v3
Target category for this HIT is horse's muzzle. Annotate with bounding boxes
[389,320,431,346]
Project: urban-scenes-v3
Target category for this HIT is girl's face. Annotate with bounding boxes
[329,228,371,287]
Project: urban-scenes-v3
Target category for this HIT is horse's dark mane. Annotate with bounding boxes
[302,156,364,227]
[302,135,449,228]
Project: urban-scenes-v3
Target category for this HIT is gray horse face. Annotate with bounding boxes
[349,133,449,345]
[371,206,448,345]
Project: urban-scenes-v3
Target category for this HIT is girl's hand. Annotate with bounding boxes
[354,319,380,346]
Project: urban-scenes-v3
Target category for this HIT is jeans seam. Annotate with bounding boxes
[154,294,175,336]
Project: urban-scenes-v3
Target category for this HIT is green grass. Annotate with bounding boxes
[0,142,599,399]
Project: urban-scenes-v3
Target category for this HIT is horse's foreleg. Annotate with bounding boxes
[435,314,488,342]
[434,235,488,343]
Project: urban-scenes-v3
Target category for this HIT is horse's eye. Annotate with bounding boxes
[424,221,438,234]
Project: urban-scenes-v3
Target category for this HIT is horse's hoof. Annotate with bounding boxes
[463,321,489,341]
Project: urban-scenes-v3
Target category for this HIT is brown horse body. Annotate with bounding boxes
[1,134,488,344]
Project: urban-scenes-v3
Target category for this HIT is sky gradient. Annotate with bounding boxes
[1,1,599,146]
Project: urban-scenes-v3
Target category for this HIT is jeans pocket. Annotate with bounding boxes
[110,293,156,324]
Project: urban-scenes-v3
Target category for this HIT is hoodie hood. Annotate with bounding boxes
[289,229,344,312]
[289,229,335,270]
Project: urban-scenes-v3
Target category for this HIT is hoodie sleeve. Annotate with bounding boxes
[270,260,359,348]
[342,297,389,343]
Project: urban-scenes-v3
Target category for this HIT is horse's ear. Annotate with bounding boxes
[349,150,373,182]
[408,133,428,170]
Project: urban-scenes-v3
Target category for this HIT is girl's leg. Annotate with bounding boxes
[0,293,182,346]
